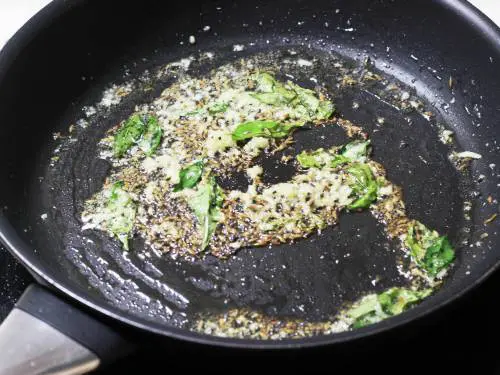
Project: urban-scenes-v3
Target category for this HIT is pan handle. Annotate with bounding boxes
[0,284,136,375]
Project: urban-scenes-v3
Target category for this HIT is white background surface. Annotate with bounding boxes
[0,0,51,47]
[0,0,498,48]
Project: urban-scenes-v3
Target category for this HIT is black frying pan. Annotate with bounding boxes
[0,0,499,372]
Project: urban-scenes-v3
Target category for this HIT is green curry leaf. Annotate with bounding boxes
[188,176,225,250]
[208,102,230,114]
[288,83,320,115]
[405,221,455,276]
[347,287,431,329]
[138,115,163,156]
[340,140,370,162]
[317,100,335,120]
[250,92,295,106]
[378,288,432,315]
[346,163,379,210]
[297,140,371,170]
[106,181,136,250]
[296,149,330,168]
[254,72,277,93]
[297,149,350,169]
[113,114,146,157]
[250,72,335,120]
[173,161,204,192]
[114,114,162,157]
[232,120,303,142]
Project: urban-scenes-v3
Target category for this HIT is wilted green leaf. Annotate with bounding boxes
[188,176,225,250]
[405,221,455,276]
[173,161,204,192]
[232,120,303,142]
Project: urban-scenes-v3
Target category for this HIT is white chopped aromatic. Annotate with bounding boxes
[189,35,196,44]
[439,129,454,144]
[456,151,482,159]
[296,58,313,67]
[83,106,97,117]
[246,165,263,180]
[76,119,89,129]
[99,82,133,108]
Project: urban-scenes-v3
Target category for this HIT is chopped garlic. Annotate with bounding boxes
[439,129,454,144]
[455,151,482,159]
[243,137,269,156]
[297,58,313,67]
[246,165,263,180]
[141,154,181,184]
[206,130,236,156]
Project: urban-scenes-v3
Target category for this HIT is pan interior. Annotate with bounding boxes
[0,0,498,343]
[23,44,472,329]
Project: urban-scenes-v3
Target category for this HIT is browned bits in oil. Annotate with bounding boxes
[336,118,366,138]
[117,166,148,193]
[370,160,410,239]
[194,308,344,340]
[484,213,497,225]
[341,75,358,86]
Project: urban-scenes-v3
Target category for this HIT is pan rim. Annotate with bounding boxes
[0,0,499,349]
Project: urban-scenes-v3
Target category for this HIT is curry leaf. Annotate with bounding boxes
[113,114,146,157]
[297,140,371,169]
[405,220,455,276]
[378,288,432,315]
[254,72,276,93]
[346,163,379,210]
[340,140,371,162]
[297,148,351,169]
[289,83,320,115]
[138,116,163,156]
[331,155,351,168]
[106,181,136,250]
[114,113,162,157]
[347,287,431,329]
[251,72,297,105]
[250,92,295,106]
[297,149,330,168]
[173,161,204,192]
[232,120,303,142]
[208,102,229,114]
[250,72,335,121]
[423,237,455,276]
[184,109,205,117]
[188,176,225,250]
[317,100,335,120]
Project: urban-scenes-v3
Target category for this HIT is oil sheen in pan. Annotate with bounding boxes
[35,44,474,336]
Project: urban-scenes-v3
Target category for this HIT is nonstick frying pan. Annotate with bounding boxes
[0,0,499,373]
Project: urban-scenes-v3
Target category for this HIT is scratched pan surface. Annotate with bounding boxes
[0,0,499,348]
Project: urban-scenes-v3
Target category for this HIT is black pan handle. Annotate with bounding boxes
[0,284,136,375]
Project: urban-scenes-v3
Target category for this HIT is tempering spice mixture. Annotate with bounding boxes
[72,52,459,339]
